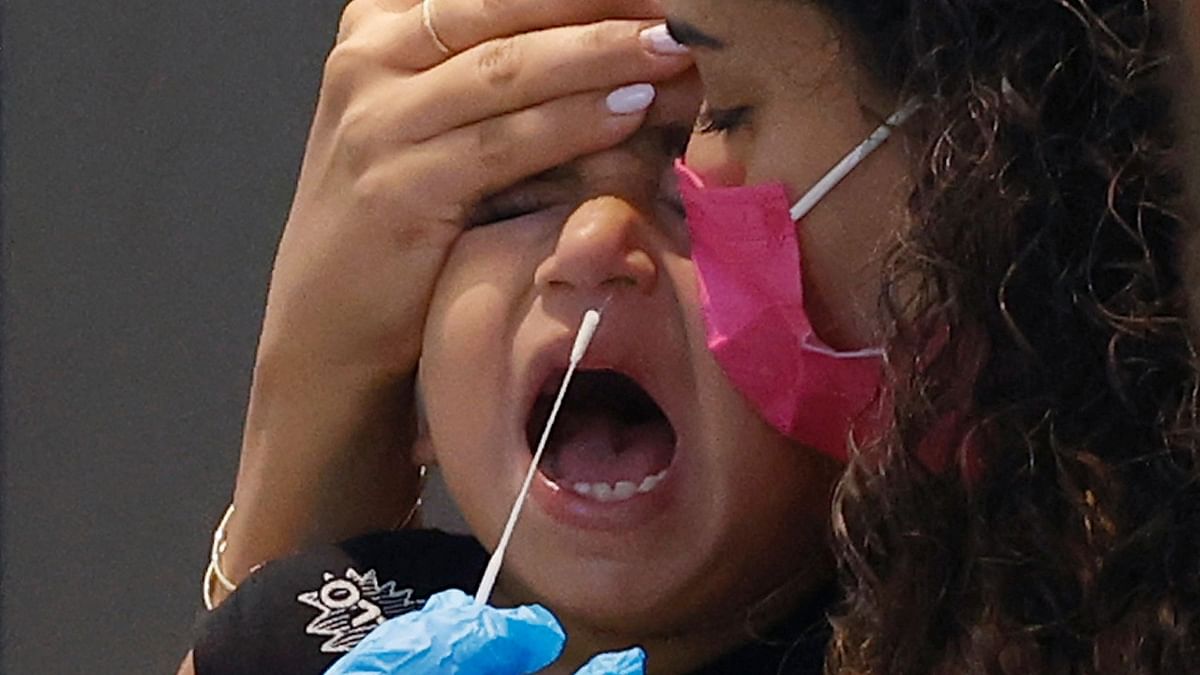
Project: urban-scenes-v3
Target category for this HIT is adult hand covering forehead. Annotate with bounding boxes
[325,589,647,674]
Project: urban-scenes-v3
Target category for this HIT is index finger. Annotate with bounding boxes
[433,0,666,45]
[350,0,667,68]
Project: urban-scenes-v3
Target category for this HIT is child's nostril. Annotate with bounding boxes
[599,275,638,290]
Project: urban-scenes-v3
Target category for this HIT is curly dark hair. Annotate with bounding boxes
[806,1,1200,673]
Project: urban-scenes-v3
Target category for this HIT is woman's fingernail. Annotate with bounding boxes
[640,24,689,55]
[606,84,657,115]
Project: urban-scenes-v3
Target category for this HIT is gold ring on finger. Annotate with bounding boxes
[422,0,453,56]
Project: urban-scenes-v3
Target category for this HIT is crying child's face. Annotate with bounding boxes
[415,127,841,644]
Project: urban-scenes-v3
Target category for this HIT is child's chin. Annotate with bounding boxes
[508,561,719,637]
[546,587,691,635]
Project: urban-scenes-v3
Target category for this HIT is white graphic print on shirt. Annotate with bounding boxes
[296,568,425,653]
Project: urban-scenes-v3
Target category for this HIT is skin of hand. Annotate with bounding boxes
[214,0,694,608]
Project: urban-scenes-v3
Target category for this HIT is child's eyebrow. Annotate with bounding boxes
[525,164,582,187]
[477,123,689,213]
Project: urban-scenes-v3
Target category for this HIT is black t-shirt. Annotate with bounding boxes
[193,530,830,674]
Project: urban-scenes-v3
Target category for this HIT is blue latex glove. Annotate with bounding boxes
[326,588,647,674]
[575,646,647,674]
[325,589,564,674]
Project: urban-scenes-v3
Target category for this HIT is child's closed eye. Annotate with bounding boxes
[468,183,574,228]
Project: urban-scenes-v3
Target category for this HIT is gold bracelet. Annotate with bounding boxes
[202,466,428,611]
[202,504,237,611]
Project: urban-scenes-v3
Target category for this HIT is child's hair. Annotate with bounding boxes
[809,1,1200,672]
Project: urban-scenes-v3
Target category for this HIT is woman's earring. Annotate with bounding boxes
[395,464,429,529]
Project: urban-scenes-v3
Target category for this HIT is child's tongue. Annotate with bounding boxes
[547,408,674,486]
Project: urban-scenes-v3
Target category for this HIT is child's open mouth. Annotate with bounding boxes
[526,369,677,504]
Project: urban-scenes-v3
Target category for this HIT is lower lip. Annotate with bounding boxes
[529,461,680,532]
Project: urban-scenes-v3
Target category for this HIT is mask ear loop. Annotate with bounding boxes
[789,100,920,221]
[474,308,604,605]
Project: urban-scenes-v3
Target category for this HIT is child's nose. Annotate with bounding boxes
[534,196,657,296]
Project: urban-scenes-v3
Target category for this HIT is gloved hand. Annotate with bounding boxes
[575,646,647,674]
[325,589,646,674]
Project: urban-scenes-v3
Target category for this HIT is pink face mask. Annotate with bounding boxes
[676,105,915,462]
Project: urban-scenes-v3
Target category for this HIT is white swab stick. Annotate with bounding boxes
[474,309,603,606]
[790,99,919,222]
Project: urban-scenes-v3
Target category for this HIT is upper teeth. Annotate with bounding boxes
[570,470,668,503]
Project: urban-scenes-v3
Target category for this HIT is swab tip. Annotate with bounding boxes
[570,309,603,364]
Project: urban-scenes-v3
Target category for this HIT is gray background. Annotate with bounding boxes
[2,2,463,672]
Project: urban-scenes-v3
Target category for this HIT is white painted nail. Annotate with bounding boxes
[640,24,689,55]
[606,83,656,115]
